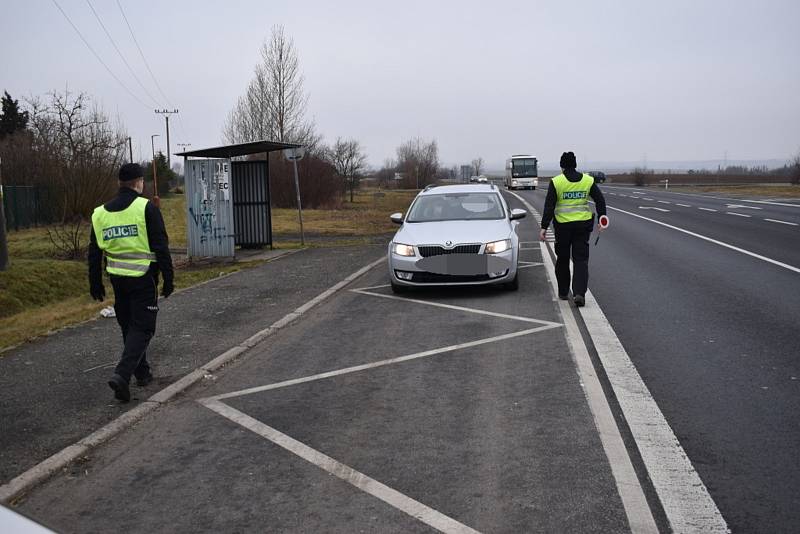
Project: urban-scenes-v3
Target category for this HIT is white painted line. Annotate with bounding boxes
[609,206,800,274]
[354,283,392,291]
[657,201,671,204]
[643,197,653,201]
[351,289,562,327]
[676,203,691,208]
[517,262,543,269]
[699,207,717,212]
[764,218,798,226]
[539,243,659,534]
[200,399,481,534]
[618,194,628,197]
[208,326,555,402]
[725,204,761,210]
[0,254,390,504]
[579,291,729,533]
[726,212,750,218]
[639,206,669,212]
[507,190,658,533]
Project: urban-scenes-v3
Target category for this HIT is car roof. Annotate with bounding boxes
[418,184,498,196]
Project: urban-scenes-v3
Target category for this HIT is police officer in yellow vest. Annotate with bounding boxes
[539,152,607,307]
[88,163,174,402]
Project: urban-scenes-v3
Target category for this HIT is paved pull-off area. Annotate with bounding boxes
[4,194,679,533]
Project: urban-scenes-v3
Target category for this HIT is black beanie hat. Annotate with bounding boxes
[119,163,144,182]
[559,151,577,169]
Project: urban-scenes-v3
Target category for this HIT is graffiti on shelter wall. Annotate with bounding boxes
[188,160,231,247]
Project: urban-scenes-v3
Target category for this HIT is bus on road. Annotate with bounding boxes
[504,155,538,190]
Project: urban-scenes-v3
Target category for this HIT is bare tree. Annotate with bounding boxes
[471,157,484,177]
[328,137,368,202]
[791,151,800,186]
[224,25,319,149]
[396,138,438,189]
[375,158,396,189]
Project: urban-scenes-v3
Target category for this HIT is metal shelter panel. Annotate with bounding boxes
[232,161,272,248]
[185,158,235,258]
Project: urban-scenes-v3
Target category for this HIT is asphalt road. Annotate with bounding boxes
[516,184,800,533]
[16,202,640,533]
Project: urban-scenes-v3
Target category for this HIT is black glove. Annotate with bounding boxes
[161,279,174,299]
[90,283,106,302]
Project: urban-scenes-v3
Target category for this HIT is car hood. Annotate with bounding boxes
[394,219,512,246]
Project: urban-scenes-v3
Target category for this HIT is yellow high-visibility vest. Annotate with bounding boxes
[552,173,594,223]
[91,197,155,277]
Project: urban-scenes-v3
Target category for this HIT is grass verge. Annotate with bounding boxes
[668,185,800,198]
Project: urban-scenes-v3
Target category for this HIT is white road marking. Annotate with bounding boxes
[608,206,800,274]
[517,261,543,269]
[538,243,659,534]
[643,197,654,201]
[200,399,482,534]
[699,207,717,212]
[726,212,751,218]
[207,326,555,402]
[676,203,691,207]
[618,194,628,197]
[350,288,562,327]
[726,204,761,210]
[356,283,392,291]
[602,186,800,208]
[507,190,659,533]
[578,291,730,533]
[657,201,671,204]
[639,206,669,212]
[764,218,798,226]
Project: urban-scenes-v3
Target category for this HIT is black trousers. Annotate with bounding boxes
[553,222,592,297]
[110,273,158,382]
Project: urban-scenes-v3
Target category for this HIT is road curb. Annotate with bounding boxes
[0,254,387,505]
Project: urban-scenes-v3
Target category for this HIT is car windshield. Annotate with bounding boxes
[406,192,506,222]
[512,158,537,177]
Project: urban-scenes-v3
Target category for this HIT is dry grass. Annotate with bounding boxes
[272,189,417,236]
[670,185,800,198]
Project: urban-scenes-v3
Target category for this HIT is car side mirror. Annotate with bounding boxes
[510,209,526,220]
[390,212,404,224]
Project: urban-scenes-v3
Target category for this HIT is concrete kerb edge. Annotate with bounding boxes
[0,253,388,505]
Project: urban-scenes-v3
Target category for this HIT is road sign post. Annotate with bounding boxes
[0,156,8,271]
[284,147,306,246]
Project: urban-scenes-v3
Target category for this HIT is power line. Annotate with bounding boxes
[85,0,162,108]
[50,0,151,110]
[116,0,190,141]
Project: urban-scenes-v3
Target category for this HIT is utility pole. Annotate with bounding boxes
[151,134,160,208]
[154,109,179,168]
[127,137,133,163]
[0,156,8,271]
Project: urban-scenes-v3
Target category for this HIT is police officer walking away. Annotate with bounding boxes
[539,152,607,307]
[88,163,174,402]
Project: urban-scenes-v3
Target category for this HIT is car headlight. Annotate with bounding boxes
[485,239,511,254]
[392,243,416,257]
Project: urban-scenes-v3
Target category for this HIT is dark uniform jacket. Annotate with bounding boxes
[541,169,607,230]
[88,188,174,288]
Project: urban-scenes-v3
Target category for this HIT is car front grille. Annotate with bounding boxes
[417,244,481,257]
[410,272,493,284]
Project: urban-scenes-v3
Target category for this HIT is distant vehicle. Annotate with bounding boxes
[387,184,526,292]
[505,155,538,190]
[477,175,489,184]
[469,176,480,183]
[587,171,607,183]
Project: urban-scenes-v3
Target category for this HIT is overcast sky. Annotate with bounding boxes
[2,0,799,169]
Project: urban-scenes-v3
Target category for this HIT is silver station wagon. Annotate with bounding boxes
[388,184,526,293]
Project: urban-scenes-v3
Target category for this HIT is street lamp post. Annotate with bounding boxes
[151,134,160,208]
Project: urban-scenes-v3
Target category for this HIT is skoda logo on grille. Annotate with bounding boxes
[445,240,453,247]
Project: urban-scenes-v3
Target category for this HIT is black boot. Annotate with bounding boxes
[574,295,585,307]
[108,374,131,403]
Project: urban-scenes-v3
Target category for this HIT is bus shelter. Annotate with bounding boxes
[175,140,300,259]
